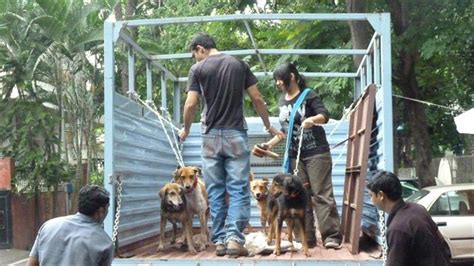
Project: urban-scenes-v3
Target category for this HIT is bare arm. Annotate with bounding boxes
[26,257,39,266]
[178,91,200,141]
[246,85,284,138]
[302,113,328,129]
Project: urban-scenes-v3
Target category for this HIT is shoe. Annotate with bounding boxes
[215,243,226,256]
[226,240,248,257]
[324,241,341,249]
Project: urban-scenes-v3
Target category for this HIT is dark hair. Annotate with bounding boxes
[78,185,110,216]
[273,62,306,89]
[366,171,402,201]
[188,32,217,52]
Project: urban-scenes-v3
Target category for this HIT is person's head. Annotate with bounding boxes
[366,171,403,213]
[273,62,306,92]
[188,32,217,62]
[78,185,110,222]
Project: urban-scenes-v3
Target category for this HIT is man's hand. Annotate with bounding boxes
[178,128,189,141]
[266,126,285,140]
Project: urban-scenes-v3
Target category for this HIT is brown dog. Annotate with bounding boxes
[157,182,197,254]
[173,166,209,250]
[249,174,270,234]
[273,174,310,257]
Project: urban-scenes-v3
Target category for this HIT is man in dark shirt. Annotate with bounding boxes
[367,171,449,266]
[178,32,282,257]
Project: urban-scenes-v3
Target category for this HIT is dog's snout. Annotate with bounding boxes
[185,184,191,189]
[256,193,261,198]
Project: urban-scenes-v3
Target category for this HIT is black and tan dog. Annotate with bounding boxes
[157,182,197,254]
[273,173,310,257]
[173,166,209,250]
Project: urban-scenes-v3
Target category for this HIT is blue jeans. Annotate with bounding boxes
[201,128,251,245]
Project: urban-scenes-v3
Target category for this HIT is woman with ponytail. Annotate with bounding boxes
[257,62,342,249]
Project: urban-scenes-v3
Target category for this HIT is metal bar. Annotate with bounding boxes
[380,13,394,172]
[103,20,115,238]
[123,13,380,27]
[146,60,152,101]
[360,66,366,90]
[374,37,381,86]
[173,81,180,124]
[243,20,267,74]
[152,48,367,60]
[119,31,177,81]
[161,71,167,110]
[366,54,373,85]
[177,72,357,82]
[127,45,135,96]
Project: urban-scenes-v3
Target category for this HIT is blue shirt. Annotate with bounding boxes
[30,213,113,266]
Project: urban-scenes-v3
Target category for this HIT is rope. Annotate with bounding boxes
[130,92,185,167]
[393,94,460,112]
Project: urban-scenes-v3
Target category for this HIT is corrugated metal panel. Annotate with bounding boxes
[183,117,349,227]
[113,93,179,248]
[361,88,390,244]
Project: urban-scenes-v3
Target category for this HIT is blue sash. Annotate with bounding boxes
[282,88,311,173]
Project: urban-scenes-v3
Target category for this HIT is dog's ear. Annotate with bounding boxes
[173,168,181,181]
[262,177,269,182]
[193,166,202,176]
[249,172,255,182]
[159,186,167,200]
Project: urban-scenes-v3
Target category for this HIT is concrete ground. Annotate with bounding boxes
[0,249,30,266]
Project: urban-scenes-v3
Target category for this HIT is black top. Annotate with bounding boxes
[386,201,450,266]
[187,53,257,133]
[278,90,330,158]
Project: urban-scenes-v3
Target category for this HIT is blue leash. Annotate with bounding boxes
[282,88,311,173]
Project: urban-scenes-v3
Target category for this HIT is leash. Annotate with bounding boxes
[130,92,185,168]
[282,88,311,173]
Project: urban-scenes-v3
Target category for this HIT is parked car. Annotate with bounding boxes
[406,183,474,262]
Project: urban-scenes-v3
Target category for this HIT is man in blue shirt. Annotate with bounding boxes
[27,185,113,266]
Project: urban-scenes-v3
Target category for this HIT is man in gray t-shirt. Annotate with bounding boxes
[27,185,113,266]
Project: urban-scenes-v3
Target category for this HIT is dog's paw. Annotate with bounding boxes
[188,247,198,255]
[157,244,164,252]
[304,251,311,257]
[273,249,281,256]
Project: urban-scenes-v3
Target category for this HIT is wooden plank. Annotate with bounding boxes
[340,84,377,254]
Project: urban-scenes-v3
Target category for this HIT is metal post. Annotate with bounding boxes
[380,13,394,172]
[366,54,373,85]
[161,71,167,111]
[374,36,381,86]
[128,45,135,96]
[103,20,116,238]
[146,60,153,101]
[360,66,366,91]
[173,81,181,124]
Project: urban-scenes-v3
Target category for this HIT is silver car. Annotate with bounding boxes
[406,183,474,262]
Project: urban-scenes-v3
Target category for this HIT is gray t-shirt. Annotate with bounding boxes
[187,53,257,133]
[30,213,113,266]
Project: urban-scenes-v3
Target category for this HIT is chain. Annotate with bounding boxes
[112,175,123,244]
[379,209,387,265]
